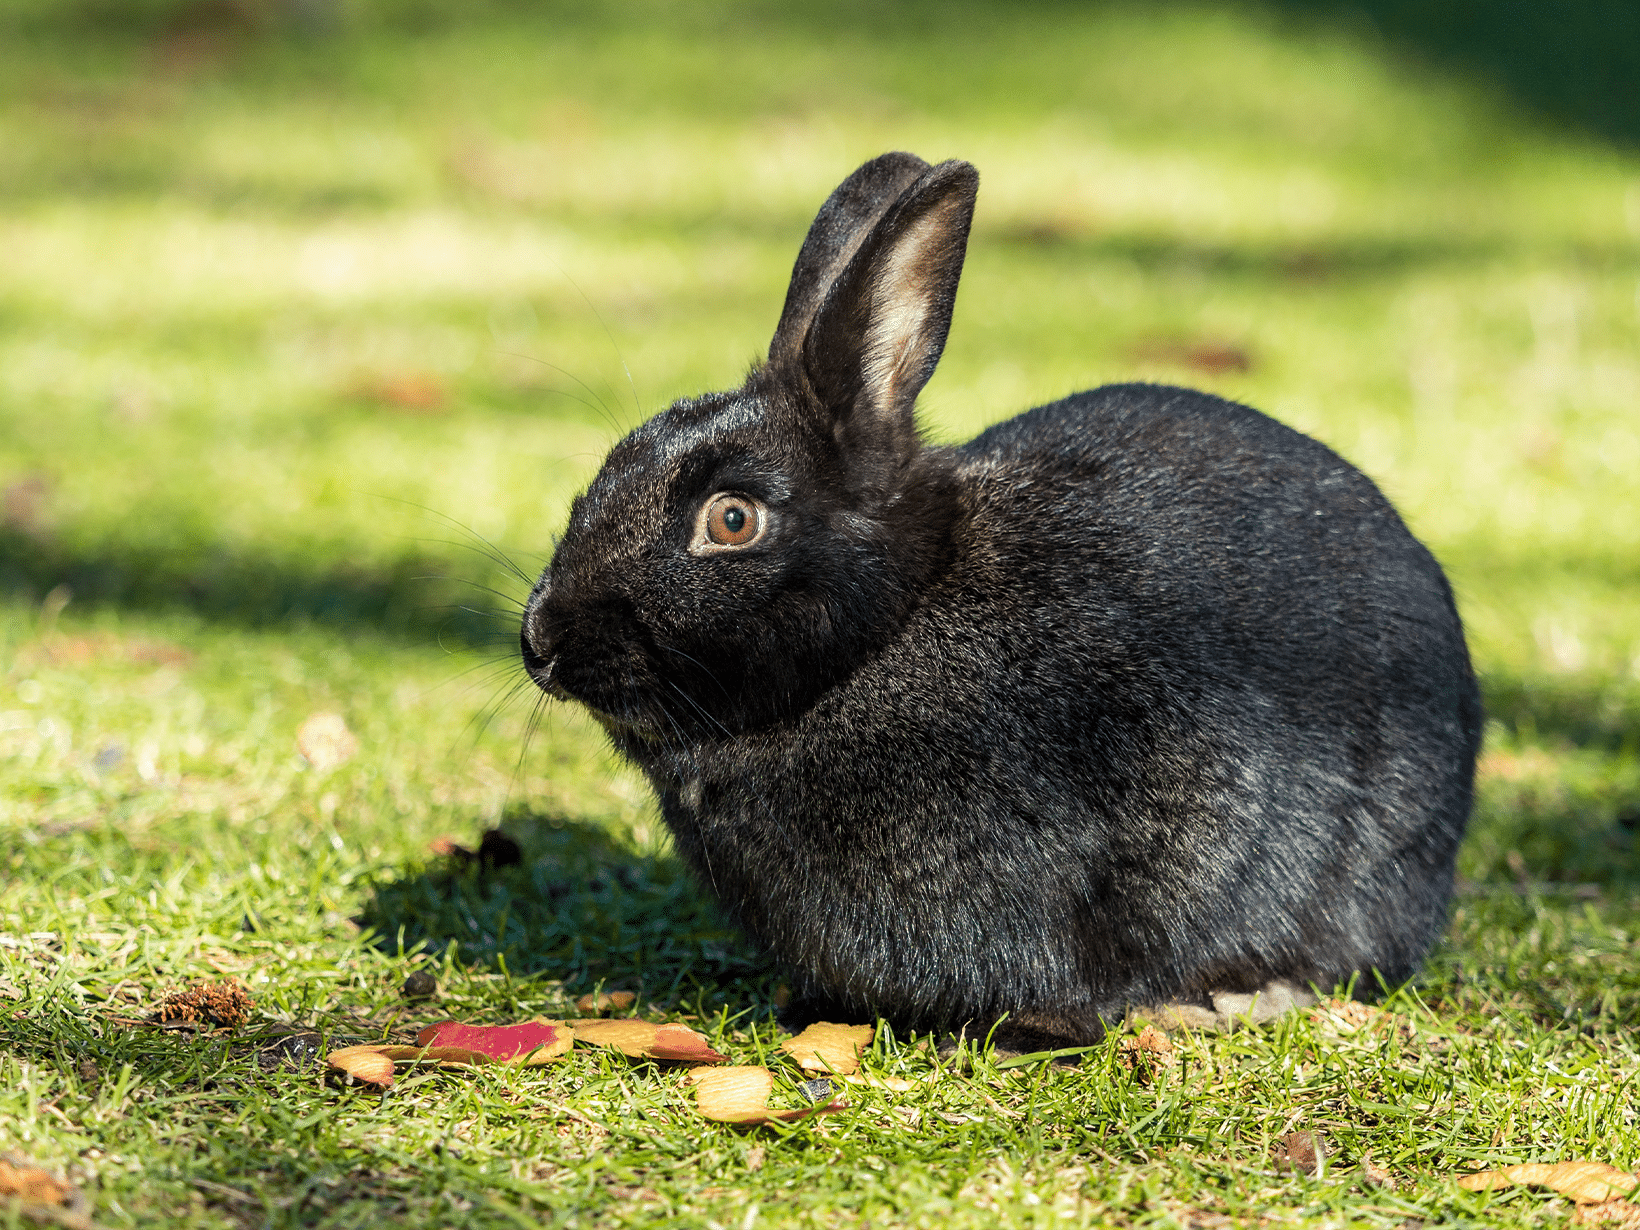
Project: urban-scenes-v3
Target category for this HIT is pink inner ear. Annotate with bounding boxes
[860,192,970,416]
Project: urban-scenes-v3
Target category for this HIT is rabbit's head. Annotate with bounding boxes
[522,155,978,748]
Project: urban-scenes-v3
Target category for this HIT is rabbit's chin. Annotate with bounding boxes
[582,704,666,746]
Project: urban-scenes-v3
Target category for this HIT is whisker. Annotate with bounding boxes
[370,493,540,587]
[511,689,552,794]
[491,351,630,438]
[508,258,644,428]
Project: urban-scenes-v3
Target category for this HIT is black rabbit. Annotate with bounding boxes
[520,152,1481,1050]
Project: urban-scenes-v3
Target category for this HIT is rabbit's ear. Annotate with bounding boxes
[801,159,978,480]
[768,152,933,365]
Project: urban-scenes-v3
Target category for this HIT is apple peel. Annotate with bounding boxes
[415,1019,575,1063]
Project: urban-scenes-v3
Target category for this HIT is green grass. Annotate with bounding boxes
[2,2,1639,1226]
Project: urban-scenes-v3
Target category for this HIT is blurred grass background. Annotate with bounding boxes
[2,0,1638,946]
[2,4,1640,1225]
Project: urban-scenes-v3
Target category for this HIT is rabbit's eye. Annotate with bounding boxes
[696,493,766,551]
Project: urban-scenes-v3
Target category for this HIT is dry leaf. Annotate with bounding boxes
[1574,1200,1640,1227]
[779,1022,873,1074]
[572,1018,659,1054]
[1273,1131,1327,1175]
[327,1044,397,1088]
[650,1023,729,1063]
[0,1154,91,1230]
[686,1065,846,1125]
[296,713,357,771]
[415,1019,574,1064]
[1119,1024,1176,1075]
[1122,1025,1174,1055]
[346,370,447,413]
[839,1073,915,1092]
[576,991,637,1014]
[1360,1153,1396,1190]
[1131,336,1254,375]
[1458,1161,1639,1204]
[573,1018,727,1063]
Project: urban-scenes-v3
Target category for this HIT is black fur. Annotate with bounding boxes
[520,153,1481,1049]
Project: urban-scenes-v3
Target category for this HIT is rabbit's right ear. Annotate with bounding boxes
[799,159,978,490]
[768,152,932,365]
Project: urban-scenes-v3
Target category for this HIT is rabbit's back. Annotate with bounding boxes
[666,383,1478,1037]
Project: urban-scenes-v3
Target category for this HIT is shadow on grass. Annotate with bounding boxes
[0,526,511,648]
[1467,669,1640,888]
[1270,0,1640,148]
[1483,670,1640,756]
[356,809,776,1010]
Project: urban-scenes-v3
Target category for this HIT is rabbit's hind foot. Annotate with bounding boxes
[1127,979,1318,1034]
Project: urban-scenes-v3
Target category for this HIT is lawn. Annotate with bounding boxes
[2,1,1639,1226]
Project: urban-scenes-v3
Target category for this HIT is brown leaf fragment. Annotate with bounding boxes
[572,1018,657,1054]
[327,1045,397,1089]
[779,1022,874,1074]
[744,1145,766,1172]
[649,1022,729,1063]
[152,979,254,1029]
[1360,1153,1396,1190]
[2,473,52,533]
[573,1018,727,1063]
[1458,1161,1639,1204]
[296,712,357,771]
[1131,337,1254,375]
[1123,1024,1174,1055]
[0,1154,92,1230]
[1119,1024,1176,1076]
[839,1073,915,1092]
[0,1156,74,1206]
[687,1065,846,1125]
[346,370,447,413]
[1574,1199,1640,1227]
[1274,1131,1327,1175]
[575,990,637,1014]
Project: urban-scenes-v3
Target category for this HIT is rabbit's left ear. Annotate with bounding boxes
[769,151,933,366]
[801,160,978,484]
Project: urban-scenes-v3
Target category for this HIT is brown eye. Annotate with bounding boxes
[699,494,765,549]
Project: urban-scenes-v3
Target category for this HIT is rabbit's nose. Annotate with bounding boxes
[520,602,557,677]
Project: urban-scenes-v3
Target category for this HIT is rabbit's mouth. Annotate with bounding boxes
[518,630,570,701]
[520,628,671,742]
